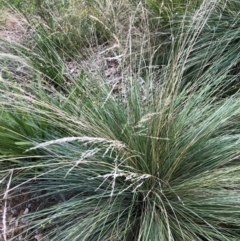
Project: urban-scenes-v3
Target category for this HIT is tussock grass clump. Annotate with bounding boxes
[1,0,240,240]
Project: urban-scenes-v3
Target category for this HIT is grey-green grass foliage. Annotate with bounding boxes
[1,0,240,240]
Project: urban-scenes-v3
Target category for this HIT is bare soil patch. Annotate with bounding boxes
[0,12,27,45]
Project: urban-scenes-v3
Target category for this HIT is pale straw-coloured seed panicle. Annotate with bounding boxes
[27,136,126,151]
[92,165,152,196]
[65,148,101,177]
[134,112,160,128]
[28,137,127,182]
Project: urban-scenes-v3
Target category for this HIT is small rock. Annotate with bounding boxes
[23,208,29,215]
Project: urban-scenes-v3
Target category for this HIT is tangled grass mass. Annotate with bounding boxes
[1,0,240,240]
